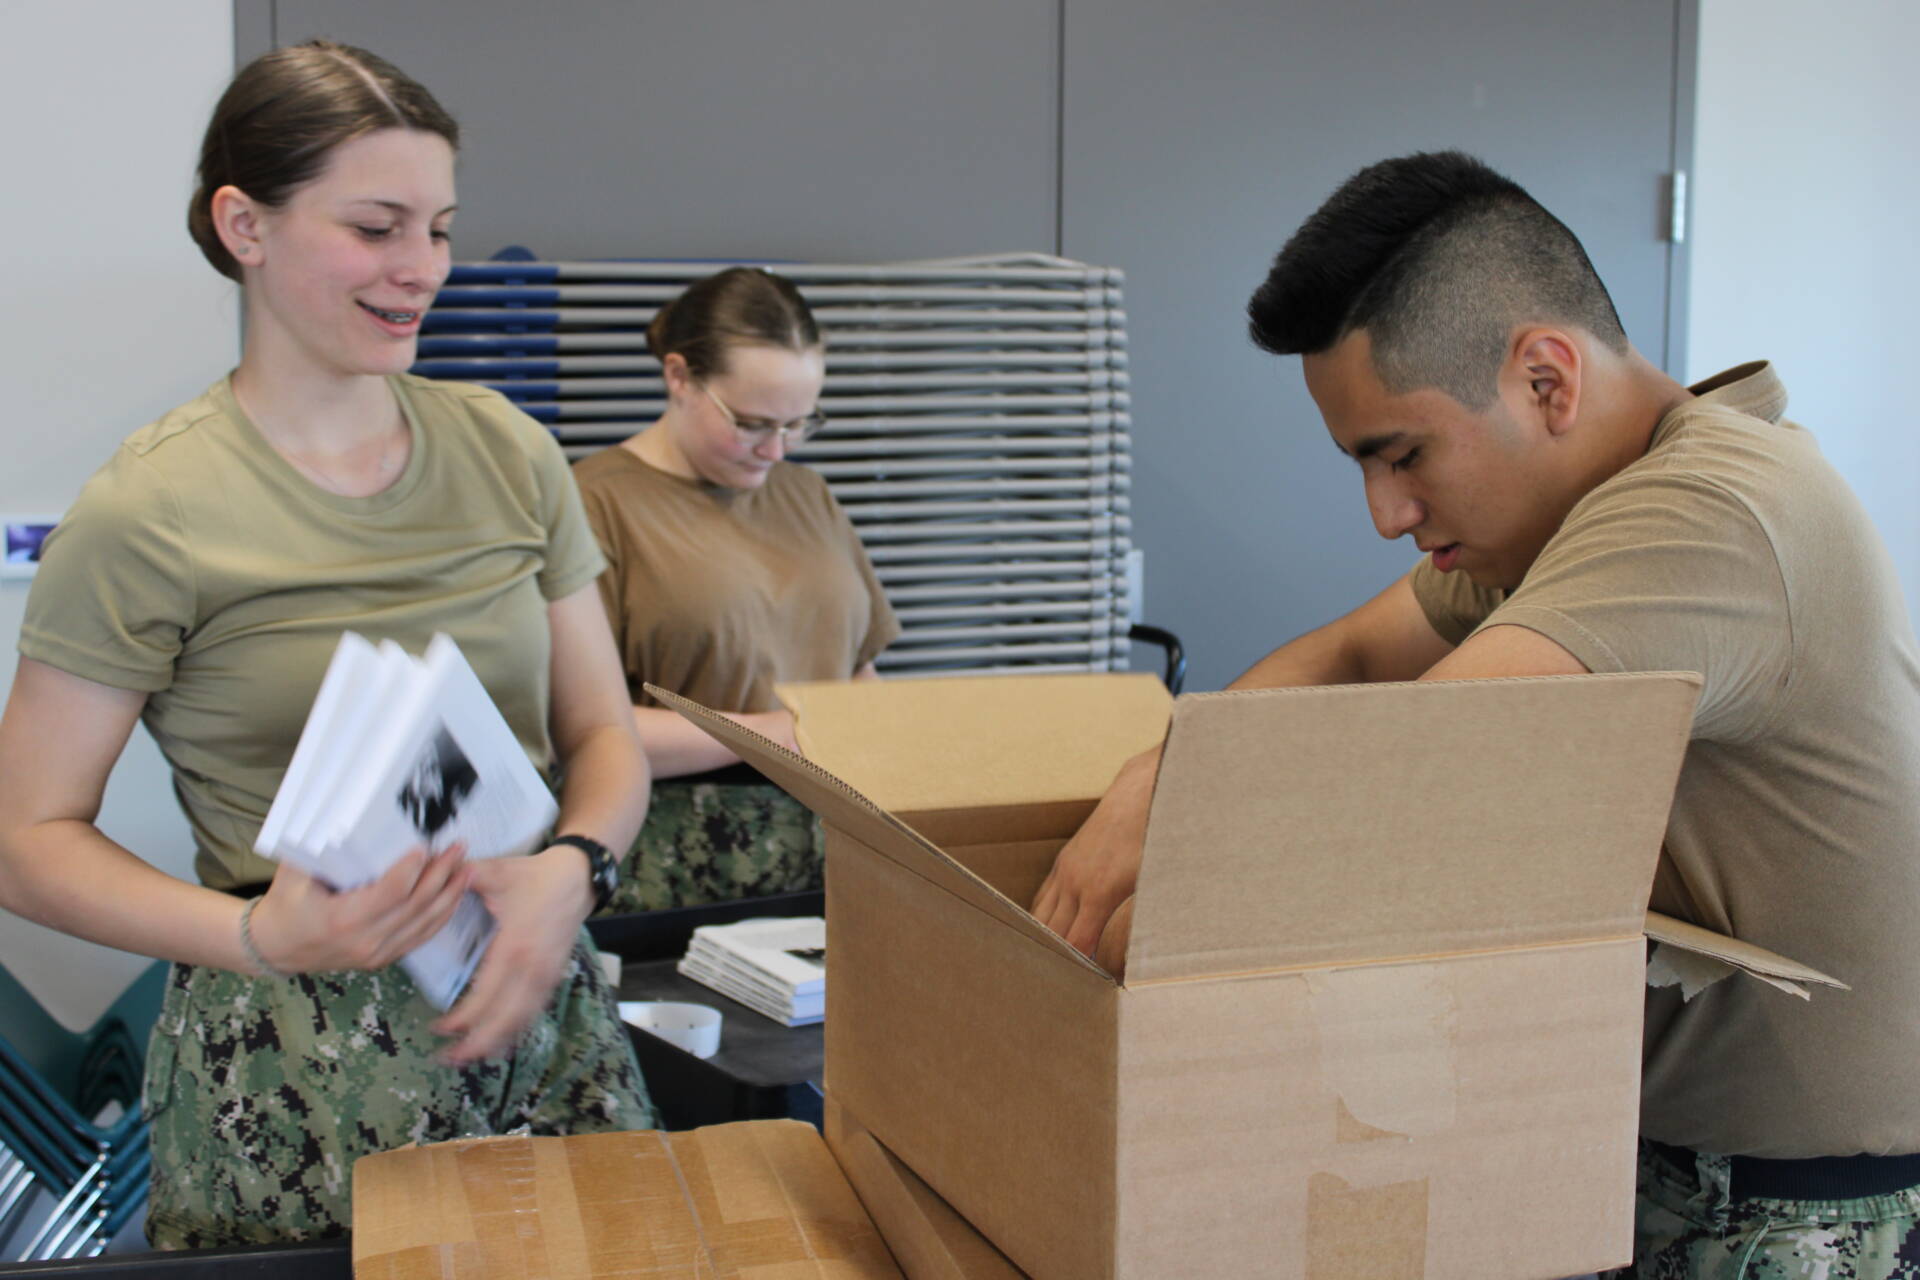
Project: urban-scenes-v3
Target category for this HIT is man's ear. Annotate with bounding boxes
[1507,328,1582,437]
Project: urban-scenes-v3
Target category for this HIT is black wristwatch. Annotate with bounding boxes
[552,833,617,913]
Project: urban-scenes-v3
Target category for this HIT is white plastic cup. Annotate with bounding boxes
[619,1001,723,1059]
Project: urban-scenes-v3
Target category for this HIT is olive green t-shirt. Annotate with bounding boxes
[571,446,899,713]
[19,375,606,891]
[1412,362,1920,1157]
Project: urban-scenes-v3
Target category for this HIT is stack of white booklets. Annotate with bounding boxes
[255,632,558,1009]
[678,918,826,1027]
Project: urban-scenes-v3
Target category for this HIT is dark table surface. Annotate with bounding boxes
[0,1242,353,1279]
[598,890,827,1129]
[616,958,822,1092]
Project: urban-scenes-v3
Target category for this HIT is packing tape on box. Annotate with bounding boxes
[1305,965,1459,1140]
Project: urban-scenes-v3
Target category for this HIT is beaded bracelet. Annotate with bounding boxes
[238,897,288,978]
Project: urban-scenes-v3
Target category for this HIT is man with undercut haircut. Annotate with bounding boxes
[1032,151,1920,1276]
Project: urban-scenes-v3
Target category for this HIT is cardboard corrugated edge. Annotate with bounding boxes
[647,684,1105,978]
[1645,909,1847,999]
[823,1098,1030,1280]
[350,1122,903,1279]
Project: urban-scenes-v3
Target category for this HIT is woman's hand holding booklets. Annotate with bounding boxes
[255,632,559,1007]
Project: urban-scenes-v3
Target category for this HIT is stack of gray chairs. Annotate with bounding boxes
[0,962,163,1260]
[412,252,1135,675]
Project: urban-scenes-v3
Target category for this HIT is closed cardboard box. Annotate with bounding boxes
[352,1121,901,1279]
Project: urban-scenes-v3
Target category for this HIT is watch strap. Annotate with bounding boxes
[551,833,617,913]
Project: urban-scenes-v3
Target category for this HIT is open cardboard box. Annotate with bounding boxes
[654,673,1840,1280]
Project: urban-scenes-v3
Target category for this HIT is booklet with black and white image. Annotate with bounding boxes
[678,917,827,1027]
[255,632,558,1008]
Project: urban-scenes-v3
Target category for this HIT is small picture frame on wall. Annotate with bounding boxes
[2,516,61,579]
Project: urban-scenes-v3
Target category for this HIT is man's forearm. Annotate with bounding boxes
[1228,621,1369,690]
[1229,573,1454,690]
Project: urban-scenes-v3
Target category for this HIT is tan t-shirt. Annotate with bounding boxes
[19,375,605,890]
[1412,361,1920,1157]
[571,446,899,713]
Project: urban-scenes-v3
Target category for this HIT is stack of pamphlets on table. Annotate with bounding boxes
[254,632,558,1008]
[679,917,826,1027]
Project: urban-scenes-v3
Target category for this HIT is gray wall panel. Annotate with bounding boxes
[243,0,1688,691]
[233,0,274,65]
[262,0,1059,261]
[1062,0,1684,688]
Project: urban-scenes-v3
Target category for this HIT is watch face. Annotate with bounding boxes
[559,835,618,909]
[589,848,618,907]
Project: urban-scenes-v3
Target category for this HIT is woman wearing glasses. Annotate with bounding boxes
[572,267,898,914]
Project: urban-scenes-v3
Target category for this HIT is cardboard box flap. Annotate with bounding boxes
[1127,672,1703,984]
[651,685,1104,976]
[775,673,1171,815]
[824,1099,1031,1280]
[1645,909,1847,999]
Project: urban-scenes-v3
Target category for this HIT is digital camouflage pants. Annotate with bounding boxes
[142,930,654,1248]
[1617,1140,1920,1279]
[597,778,823,915]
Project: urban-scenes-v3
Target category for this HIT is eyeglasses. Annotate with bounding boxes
[702,383,827,447]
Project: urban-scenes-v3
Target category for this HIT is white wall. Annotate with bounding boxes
[1689,0,1920,620]
[0,1,235,1028]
